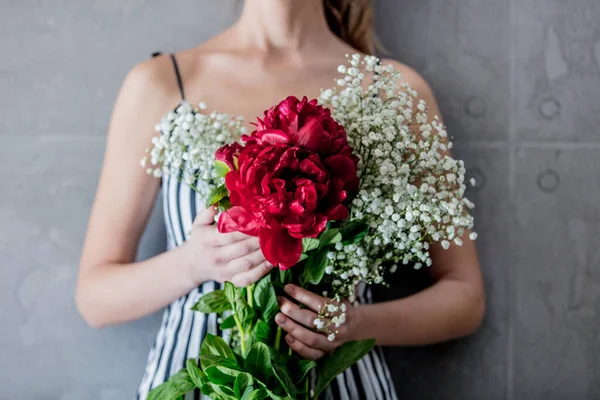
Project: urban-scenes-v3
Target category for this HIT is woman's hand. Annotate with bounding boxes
[276,284,361,360]
[183,206,273,287]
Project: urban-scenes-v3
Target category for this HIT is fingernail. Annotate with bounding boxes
[284,284,294,294]
[286,335,295,344]
[276,313,287,324]
[266,261,273,268]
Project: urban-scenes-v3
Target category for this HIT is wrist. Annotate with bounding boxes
[177,241,208,287]
[348,303,370,342]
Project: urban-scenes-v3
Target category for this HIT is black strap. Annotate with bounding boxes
[151,51,186,101]
[169,54,186,101]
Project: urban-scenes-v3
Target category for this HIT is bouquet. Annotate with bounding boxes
[143,54,476,400]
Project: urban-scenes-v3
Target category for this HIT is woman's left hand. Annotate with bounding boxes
[275,284,360,360]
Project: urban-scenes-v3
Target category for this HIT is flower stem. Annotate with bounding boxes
[234,315,246,354]
[247,283,254,308]
[274,326,282,350]
[305,377,310,400]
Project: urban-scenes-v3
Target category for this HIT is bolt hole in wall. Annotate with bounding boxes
[1,1,600,399]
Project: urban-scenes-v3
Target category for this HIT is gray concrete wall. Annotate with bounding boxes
[1,1,598,399]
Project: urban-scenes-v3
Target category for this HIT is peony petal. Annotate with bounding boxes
[291,117,326,153]
[255,129,290,145]
[218,206,261,236]
[259,226,302,269]
[324,154,359,189]
[300,157,328,183]
[282,214,327,238]
[324,204,349,221]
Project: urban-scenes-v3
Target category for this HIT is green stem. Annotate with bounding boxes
[274,326,282,350]
[247,283,254,308]
[305,377,310,400]
[234,315,246,354]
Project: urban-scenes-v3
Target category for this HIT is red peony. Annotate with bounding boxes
[215,142,243,171]
[217,96,359,269]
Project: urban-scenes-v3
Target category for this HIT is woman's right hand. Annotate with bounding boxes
[183,206,273,287]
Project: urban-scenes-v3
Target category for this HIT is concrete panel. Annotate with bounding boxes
[514,0,600,142]
[513,148,600,399]
[0,0,239,137]
[1,0,599,399]
[0,137,165,398]
[375,0,511,142]
[380,147,510,399]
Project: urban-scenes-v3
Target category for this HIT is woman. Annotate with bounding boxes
[76,0,485,399]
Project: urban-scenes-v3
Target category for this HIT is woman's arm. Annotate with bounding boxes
[276,64,485,357]
[76,58,198,328]
[353,234,484,345]
[76,57,272,328]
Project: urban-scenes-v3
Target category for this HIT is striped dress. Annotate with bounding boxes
[136,53,398,400]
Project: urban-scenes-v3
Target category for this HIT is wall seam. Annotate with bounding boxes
[507,0,517,398]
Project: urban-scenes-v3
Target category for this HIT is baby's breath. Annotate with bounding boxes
[146,101,244,197]
[319,54,476,300]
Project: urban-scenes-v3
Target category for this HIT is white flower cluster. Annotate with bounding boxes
[319,54,476,299]
[142,101,245,198]
[313,302,347,341]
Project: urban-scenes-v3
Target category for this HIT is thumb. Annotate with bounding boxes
[193,206,218,227]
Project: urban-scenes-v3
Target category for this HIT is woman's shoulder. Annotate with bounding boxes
[379,58,438,103]
[119,55,183,109]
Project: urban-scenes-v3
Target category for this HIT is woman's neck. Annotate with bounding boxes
[232,0,334,52]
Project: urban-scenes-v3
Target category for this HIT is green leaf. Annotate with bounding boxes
[234,373,254,399]
[301,249,329,286]
[199,354,240,371]
[217,196,232,212]
[340,220,370,245]
[200,334,236,362]
[214,160,231,178]
[296,359,317,384]
[200,379,237,400]
[186,359,206,387]
[278,268,292,285]
[242,388,270,400]
[205,184,229,208]
[298,253,308,262]
[253,275,279,324]
[253,320,271,343]
[319,228,342,248]
[224,282,239,304]
[244,342,273,384]
[313,339,376,398]
[147,368,195,400]
[205,365,240,385]
[192,290,231,314]
[220,314,237,330]
[302,238,320,252]
[241,386,255,400]
[235,298,256,331]
[272,363,297,398]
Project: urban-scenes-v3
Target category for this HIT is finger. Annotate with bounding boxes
[213,231,254,246]
[193,206,217,226]
[230,261,273,287]
[284,284,328,313]
[226,248,266,273]
[275,313,336,352]
[285,335,326,361]
[278,297,319,329]
[217,237,260,262]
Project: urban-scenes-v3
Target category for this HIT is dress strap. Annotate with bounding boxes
[151,52,186,101]
[169,53,186,101]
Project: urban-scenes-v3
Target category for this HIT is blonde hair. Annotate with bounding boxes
[323,0,376,54]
